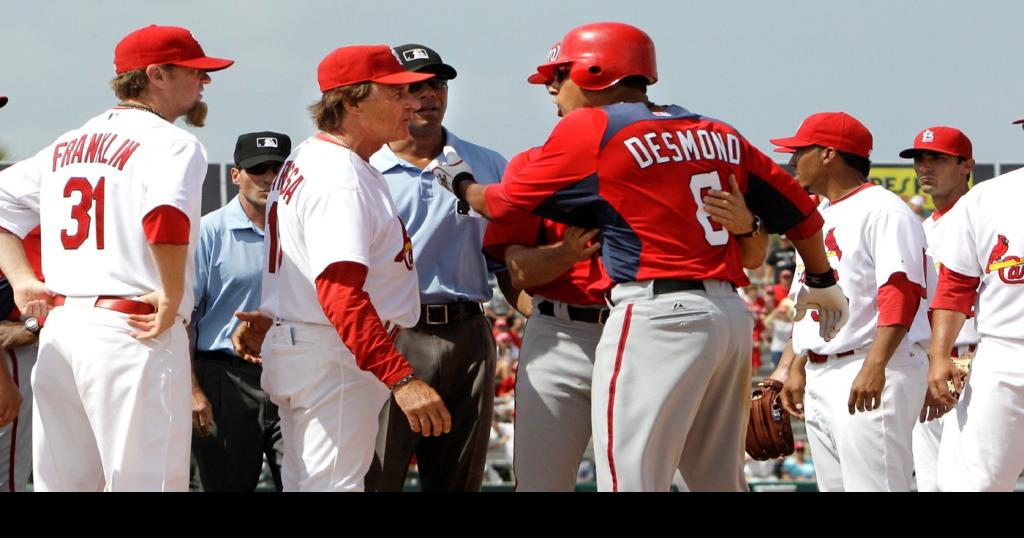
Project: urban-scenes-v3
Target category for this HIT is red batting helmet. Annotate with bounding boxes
[527,22,657,91]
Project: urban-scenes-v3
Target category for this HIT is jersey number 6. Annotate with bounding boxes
[61,176,105,250]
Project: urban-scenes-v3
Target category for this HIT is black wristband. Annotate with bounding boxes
[452,173,477,202]
[804,269,837,289]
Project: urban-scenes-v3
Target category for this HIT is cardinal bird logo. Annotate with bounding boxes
[824,228,843,261]
[986,235,1011,273]
[394,219,414,271]
[986,234,1024,283]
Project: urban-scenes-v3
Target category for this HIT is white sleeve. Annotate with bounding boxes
[141,139,208,222]
[302,186,375,279]
[926,199,982,277]
[0,147,46,237]
[871,210,928,288]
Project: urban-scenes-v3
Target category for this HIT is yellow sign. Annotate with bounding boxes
[867,166,974,212]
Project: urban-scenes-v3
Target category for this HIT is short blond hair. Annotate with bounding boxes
[308,82,374,132]
[110,68,150,100]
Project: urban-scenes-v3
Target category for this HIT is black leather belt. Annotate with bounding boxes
[420,301,483,325]
[537,300,609,324]
[651,279,706,295]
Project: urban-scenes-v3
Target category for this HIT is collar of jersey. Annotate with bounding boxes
[224,195,263,234]
[826,181,877,206]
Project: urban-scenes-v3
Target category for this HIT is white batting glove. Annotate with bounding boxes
[427,146,476,196]
[793,282,849,342]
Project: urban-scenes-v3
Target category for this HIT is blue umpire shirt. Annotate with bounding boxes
[192,195,265,355]
[370,129,507,304]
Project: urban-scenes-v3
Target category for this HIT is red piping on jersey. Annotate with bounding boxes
[6,348,17,492]
[142,205,190,245]
[826,182,877,206]
[931,265,980,317]
[607,304,633,492]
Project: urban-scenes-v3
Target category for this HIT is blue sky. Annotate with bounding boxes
[2,0,1022,164]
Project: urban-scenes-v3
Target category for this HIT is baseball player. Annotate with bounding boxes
[771,112,931,492]
[256,45,450,492]
[926,137,1024,491]
[0,24,233,491]
[0,226,42,493]
[898,126,978,492]
[431,22,847,491]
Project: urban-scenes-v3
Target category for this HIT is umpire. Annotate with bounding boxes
[190,132,291,491]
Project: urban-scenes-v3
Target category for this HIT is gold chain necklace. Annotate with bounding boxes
[117,101,168,122]
[320,131,352,149]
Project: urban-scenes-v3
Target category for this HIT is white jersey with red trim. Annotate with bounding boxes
[791,183,930,356]
[0,107,206,319]
[927,169,1024,340]
[923,211,980,347]
[260,135,419,328]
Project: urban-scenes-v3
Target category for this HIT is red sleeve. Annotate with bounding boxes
[315,261,413,387]
[741,138,823,240]
[484,110,604,222]
[142,205,190,245]
[877,271,925,328]
[931,265,980,317]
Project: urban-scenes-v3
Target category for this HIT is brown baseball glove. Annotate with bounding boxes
[947,353,973,396]
[746,378,795,461]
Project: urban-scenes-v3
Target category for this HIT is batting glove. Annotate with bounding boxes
[428,146,476,201]
[793,282,849,342]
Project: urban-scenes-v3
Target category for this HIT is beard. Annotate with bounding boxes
[184,101,208,128]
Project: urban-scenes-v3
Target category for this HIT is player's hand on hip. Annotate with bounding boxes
[848,360,885,414]
[232,310,273,364]
[793,282,849,341]
[191,382,216,437]
[927,357,962,411]
[556,226,602,263]
[13,279,52,319]
[427,146,476,195]
[780,365,807,420]
[128,290,179,340]
[0,369,22,428]
[393,379,452,437]
[702,174,755,235]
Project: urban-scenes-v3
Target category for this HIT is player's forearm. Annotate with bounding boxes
[929,309,968,363]
[148,243,188,307]
[790,230,831,275]
[769,339,797,381]
[495,270,533,318]
[787,351,808,378]
[461,182,491,219]
[737,226,770,269]
[865,324,909,369]
[505,243,576,290]
[0,232,38,289]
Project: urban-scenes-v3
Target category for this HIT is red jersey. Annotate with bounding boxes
[484,103,823,287]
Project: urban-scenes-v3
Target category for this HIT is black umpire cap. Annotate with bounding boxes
[0,96,8,109]
[234,131,291,168]
[393,44,457,79]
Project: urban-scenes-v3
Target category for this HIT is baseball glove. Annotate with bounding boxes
[746,378,795,461]
[948,353,974,396]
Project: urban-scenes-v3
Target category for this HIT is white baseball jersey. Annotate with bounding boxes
[922,210,980,347]
[260,134,419,328]
[927,169,1024,340]
[0,107,206,319]
[792,183,930,355]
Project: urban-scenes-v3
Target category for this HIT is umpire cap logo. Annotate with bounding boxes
[402,48,429,61]
[257,137,279,148]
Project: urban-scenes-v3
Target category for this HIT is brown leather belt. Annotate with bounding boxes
[53,294,155,315]
[807,349,856,364]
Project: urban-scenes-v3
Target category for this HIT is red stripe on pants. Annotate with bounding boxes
[606,304,633,492]
[6,348,18,492]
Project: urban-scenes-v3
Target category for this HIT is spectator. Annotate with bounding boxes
[772,269,794,305]
[764,298,795,368]
[765,236,797,283]
[781,442,816,481]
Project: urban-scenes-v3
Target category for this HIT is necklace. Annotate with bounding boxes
[319,131,352,149]
[117,101,168,122]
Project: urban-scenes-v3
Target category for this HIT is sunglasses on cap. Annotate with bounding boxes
[240,162,283,176]
[408,78,449,94]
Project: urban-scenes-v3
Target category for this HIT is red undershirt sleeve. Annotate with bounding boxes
[142,205,190,245]
[877,271,925,328]
[931,265,980,317]
[315,261,413,387]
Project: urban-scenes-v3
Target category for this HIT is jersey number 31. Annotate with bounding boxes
[62,176,105,250]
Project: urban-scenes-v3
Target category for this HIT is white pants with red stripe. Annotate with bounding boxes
[803,348,927,492]
[593,280,752,492]
[261,322,390,492]
[32,301,191,491]
[0,342,37,492]
[938,336,1024,491]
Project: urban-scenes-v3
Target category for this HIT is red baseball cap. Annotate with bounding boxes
[0,96,7,109]
[899,126,972,160]
[114,25,234,75]
[1013,118,1024,125]
[317,45,433,93]
[770,112,873,159]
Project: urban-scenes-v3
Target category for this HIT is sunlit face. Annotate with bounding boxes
[359,83,421,144]
[913,151,972,201]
